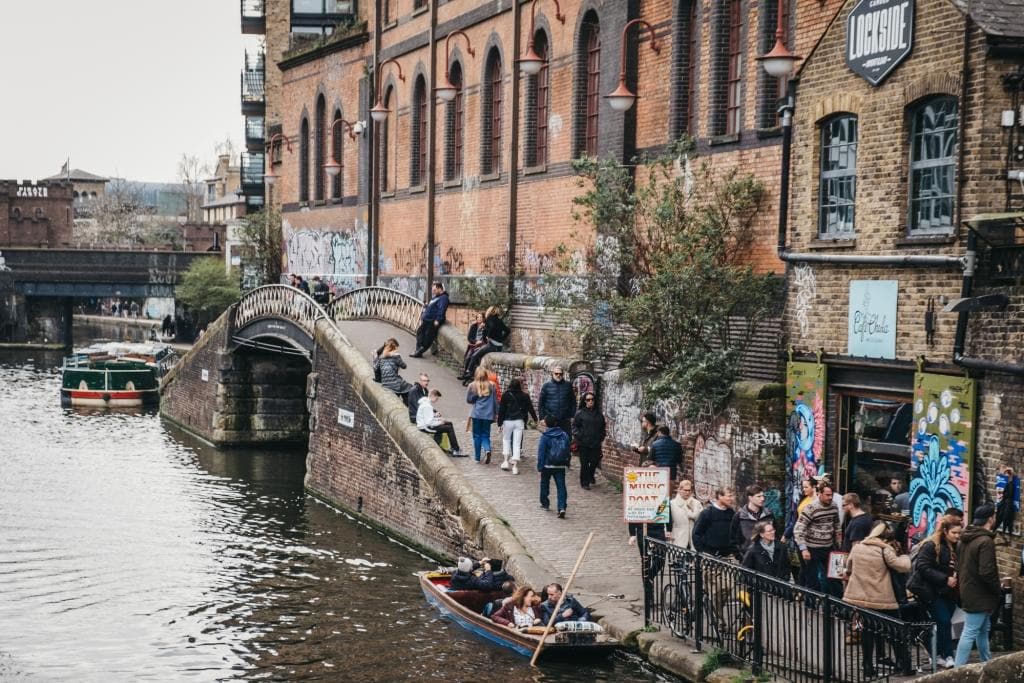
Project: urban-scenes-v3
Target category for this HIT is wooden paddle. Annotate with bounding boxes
[529,531,595,667]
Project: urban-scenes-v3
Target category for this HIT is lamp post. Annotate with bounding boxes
[324,118,360,178]
[435,31,475,102]
[370,58,406,123]
[756,0,799,257]
[604,18,661,112]
[517,0,565,76]
[263,132,292,189]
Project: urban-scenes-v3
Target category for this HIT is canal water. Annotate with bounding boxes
[0,348,671,682]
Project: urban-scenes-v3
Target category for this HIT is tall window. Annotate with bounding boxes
[379,86,392,192]
[315,95,326,200]
[575,13,601,158]
[725,0,743,135]
[413,0,427,8]
[482,49,503,175]
[299,116,310,201]
[818,115,858,237]
[332,108,343,200]
[411,76,427,186]
[909,96,958,234]
[445,62,464,181]
[687,1,699,136]
[526,31,550,167]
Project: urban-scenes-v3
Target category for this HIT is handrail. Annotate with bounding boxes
[326,285,424,333]
[232,284,329,339]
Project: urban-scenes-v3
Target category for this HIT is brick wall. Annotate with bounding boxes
[160,315,231,439]
[0,180,74,248]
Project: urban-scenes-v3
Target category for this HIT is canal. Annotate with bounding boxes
[0,346,670,682]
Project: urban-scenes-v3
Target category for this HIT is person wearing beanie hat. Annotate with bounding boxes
[448,557,511,592]
[954,503,1001,667]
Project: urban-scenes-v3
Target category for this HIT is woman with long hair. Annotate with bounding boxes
[466,367,498,464]
[373,338,413,401]
[497,377,537,474]
[572,391,606,490]
[460,305,508,383]
[491,585,540,629]
[907,519,963,668]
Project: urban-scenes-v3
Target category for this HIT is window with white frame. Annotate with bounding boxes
[908,96,958,234]
[818,114,857,238]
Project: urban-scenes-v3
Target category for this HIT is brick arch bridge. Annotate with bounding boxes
[158,284,544,577]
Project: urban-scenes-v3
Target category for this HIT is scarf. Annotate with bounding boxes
[760,539,776,561]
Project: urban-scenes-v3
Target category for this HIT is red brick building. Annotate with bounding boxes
[0,180,74,248]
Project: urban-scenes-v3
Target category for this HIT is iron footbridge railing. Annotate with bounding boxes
[231,284,329,340]
[326,285,423,333]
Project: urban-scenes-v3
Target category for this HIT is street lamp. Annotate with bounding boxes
[757,0,800,79]
[324,118,358,178]
[370,58,406,123]
[517,0,565,76]
[436,31,475,102]
[604,19,660,113]
[264,132,292,187]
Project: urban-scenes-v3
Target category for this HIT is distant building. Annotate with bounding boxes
[0,179,74,247]
[202,154,247,225]
[43,167,109,219]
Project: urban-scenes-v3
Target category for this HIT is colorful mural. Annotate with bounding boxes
[785,361,827,529]
[908,373,975,537]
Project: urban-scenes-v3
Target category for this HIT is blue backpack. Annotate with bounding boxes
[547,433,571,467]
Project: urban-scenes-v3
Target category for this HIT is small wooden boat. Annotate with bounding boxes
[418,571,619,659]
[61,342,178,407]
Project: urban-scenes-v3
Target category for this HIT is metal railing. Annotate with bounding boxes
[231,284,328,339]
[644,539,936,683]
[240,153,265,186]
[241,51,265,103]
[327,286,423,333]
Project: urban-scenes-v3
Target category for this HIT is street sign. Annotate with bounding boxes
[622,467,671,524]
[846,0,914,86]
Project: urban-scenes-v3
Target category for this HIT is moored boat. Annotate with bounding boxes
[61,341,178,408]
[417,571,618,660]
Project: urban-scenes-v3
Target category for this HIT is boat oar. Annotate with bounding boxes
[529,531,595,667]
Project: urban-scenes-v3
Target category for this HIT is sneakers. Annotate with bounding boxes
[450,449,462,457]
[484,450,491,464]
[539,504,550,511]
[512,464,519,475]
[557,510,566,519]
[500,459,510,471]
[941,657,955,669]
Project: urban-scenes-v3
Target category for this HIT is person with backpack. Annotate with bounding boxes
[537,415,571,518]
[907,518,963,669]
[497,377,537,475]
[460,306,509,383]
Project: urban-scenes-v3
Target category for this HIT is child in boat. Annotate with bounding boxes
[491,585,541,629]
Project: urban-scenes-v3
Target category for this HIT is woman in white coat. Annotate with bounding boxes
[668,480,704,550]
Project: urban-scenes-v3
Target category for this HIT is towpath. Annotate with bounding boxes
[337,319,644,600]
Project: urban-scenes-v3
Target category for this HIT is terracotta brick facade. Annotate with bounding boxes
[0,180,74,248]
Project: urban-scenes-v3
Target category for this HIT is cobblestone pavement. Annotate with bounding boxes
[338,320,644,600]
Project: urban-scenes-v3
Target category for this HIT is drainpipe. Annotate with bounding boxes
[506,0,522,305]
[426,0,438,294]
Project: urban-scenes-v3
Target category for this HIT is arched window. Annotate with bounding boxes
[379,86,393,193]
[73,191,79,199]
[411,76,427,187]
[444,62,464,181]
[315,95,326,200]
[332,107,343,200]
[909,96,958,234]
[671,1,700,138]
[686,1,699,136]
[481,49,503,175]
[575,12,601,157]
[299,116,310,201]
[725,0,743,135]
[525,31,549,167]
[818,114,858,238]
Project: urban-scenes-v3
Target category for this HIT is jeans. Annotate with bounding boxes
[954,610,992,666]
[540,468,567,512]
[500,419,525,462]
[928,595,956,659]
[471,418,492,461]
[800,547,841,597]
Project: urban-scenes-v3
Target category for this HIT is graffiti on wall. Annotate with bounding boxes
[785,361,827,529]
[283,223,368,283]
[908,373,975,538]
[792,264,816,339]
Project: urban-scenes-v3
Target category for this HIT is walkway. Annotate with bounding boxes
[337,319,644,600]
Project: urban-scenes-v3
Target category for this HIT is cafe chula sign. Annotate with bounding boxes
[846,0,915,86]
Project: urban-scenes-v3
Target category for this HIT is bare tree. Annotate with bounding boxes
[177,153,209,224]
[74,178,149,246]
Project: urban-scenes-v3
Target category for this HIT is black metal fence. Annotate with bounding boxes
[644,539,936,683]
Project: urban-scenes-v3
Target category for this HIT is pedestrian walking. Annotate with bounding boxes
[465,367,497,464]
[668,480,703,550]
[954,504,1003,667]
[572,391,605,489]
[730,485,775,560]
[907,518,962,669]
[840,492,874,553]
[373,339,413,401]
[311,275,330,305]
[843,522,912,678]
[411,282,449,358]
[537,365,574,436]
[537,415,570,518]
[793,483,841,596]
[692,487,736,558]
[497,377,537,475]
[631,412,659,464]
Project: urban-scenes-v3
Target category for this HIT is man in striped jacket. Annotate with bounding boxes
[793,484,841,596]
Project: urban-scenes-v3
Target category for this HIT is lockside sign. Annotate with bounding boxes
[846,0,915,86]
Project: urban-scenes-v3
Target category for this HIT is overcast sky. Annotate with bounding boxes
[0,1,247,183]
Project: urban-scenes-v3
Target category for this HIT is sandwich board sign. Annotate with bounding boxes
[623,467,671,524]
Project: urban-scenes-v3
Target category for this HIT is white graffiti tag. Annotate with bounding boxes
[792,264,816,339]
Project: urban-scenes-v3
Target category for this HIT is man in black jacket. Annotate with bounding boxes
[538,365,574,435]
[954,504,1003,666]
[693,487,736,557]
[648,426,683,483]
[406,373,430,423]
